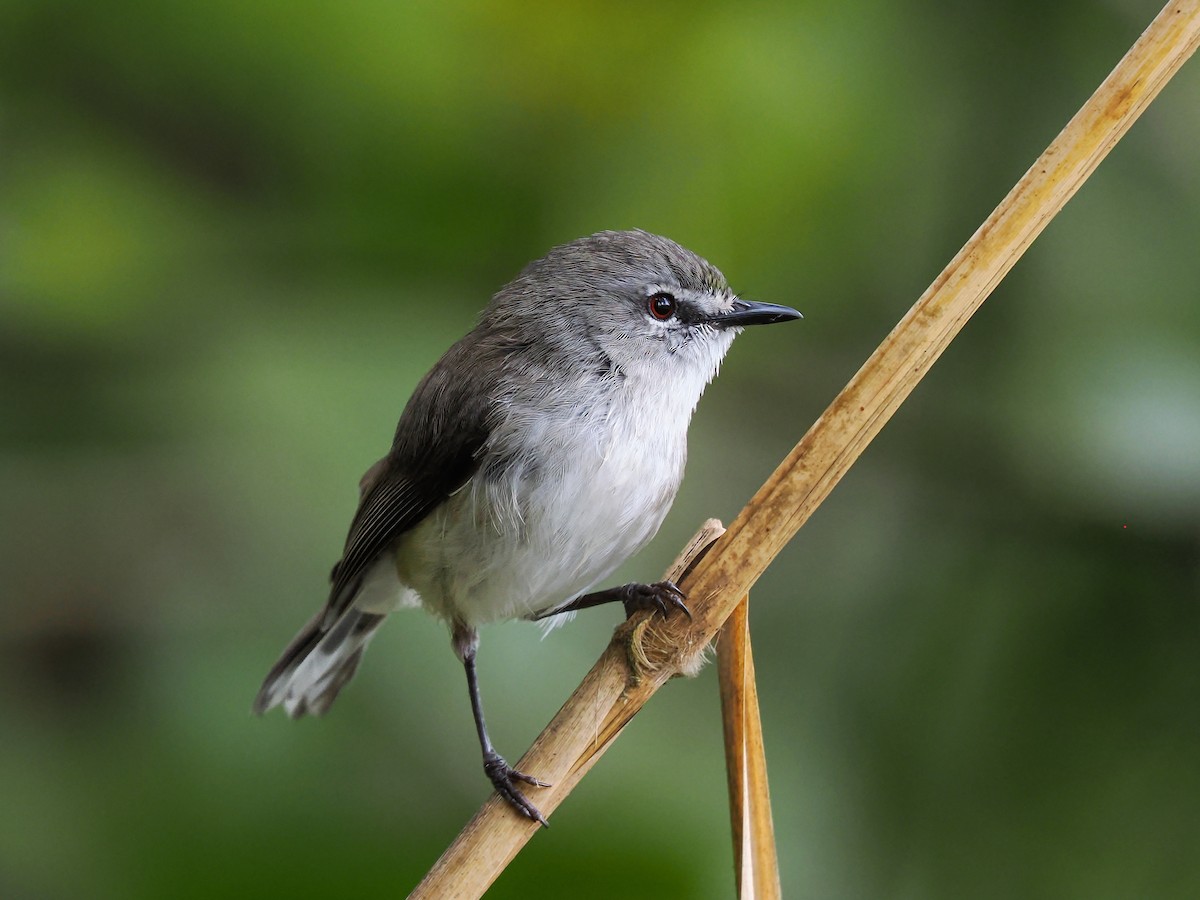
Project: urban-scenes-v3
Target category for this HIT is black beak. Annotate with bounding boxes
[707,299,803,328]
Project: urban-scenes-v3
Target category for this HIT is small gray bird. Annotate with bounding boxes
[253,229,800,824]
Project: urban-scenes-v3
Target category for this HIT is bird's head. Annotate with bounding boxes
[487,229,801,385]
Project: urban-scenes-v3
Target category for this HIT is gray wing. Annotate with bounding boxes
[323,450,477,623]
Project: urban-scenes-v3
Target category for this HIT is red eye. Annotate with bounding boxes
[648,292,677,321]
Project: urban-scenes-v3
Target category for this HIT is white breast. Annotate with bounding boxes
[393,362,711,627]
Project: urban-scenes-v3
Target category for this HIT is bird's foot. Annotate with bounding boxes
[619,581,692,620]
[483,750,550,827]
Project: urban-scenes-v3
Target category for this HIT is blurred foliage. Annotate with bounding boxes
[2,0,1199,897]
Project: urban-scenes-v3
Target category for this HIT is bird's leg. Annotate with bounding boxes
[452,624,550,827]
[534,580,691,621]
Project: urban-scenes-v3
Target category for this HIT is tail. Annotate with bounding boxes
[253,607,385,718]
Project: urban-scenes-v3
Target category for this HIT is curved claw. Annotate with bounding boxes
[657,580,691,618]
[484,751,551,827]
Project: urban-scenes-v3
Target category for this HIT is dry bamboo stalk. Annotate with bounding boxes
[412,3,1200,895]
[718,597,781,899]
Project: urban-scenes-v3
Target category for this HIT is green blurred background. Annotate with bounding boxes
[2,1,1198,897]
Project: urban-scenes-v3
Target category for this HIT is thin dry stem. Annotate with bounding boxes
[718,598,781,899]
[412,3,1200,896]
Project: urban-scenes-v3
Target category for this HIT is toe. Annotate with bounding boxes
[661,580,686,600]
[510,768,552,788]
[499,782,549,827]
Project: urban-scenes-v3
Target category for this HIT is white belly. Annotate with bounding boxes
[388,374,696,627]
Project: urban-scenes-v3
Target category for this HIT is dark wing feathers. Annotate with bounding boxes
[326,476,423,613]
[324,444,487,628]
[320,331,498,623]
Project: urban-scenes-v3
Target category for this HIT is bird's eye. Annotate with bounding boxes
[647,292,677,321]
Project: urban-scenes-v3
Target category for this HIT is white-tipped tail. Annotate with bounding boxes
[253,607,385,718]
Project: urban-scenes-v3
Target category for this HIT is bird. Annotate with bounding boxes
[253,229,801,825]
